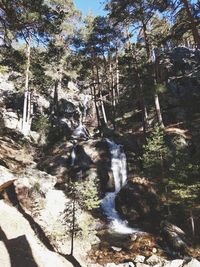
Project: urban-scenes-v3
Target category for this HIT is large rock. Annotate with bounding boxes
[115,177,161,224]
[0,108,21,130]
[163,259,184,267]
[160,220,189,256]
[0,166,15,193]
[146,255,168,266]
[183,259,200,267]
[0,200,72,267]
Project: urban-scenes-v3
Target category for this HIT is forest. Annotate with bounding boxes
[0,0,200,267]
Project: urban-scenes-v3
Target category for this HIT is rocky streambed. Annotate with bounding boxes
[0,131,200,267]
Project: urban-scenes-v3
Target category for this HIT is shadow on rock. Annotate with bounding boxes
[0,227,38,267]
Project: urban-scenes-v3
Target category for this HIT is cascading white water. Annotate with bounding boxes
[101,139,139,234]
[106,139,127,193]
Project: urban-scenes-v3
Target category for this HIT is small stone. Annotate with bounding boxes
[152,248,157,253]
[89,265,103,267]
[136,263,150,267]
[105,264,117,267]
[116,264,130,267]
[130,234,138,242]
[134,255,146,263]
[111,246,122,252]
[146,255,166,266]
[183,259,200,267]
[163,259,184,267]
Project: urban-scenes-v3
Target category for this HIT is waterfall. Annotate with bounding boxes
[101,139,139,234]
[106,139,127,192]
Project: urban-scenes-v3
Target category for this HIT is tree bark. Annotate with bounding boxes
[92,83,101,130]
[96,65,108,126]
[181,0,200,49]
[22,40,31,135]
[142,20,151,59]
[115,43,120,103]
[109,59,116,129]
[154,58,165,128]
[154,92,165,128]
[131,47,149,136]
[26,91,32,128]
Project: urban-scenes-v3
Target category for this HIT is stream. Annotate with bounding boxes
[101,139,139,234]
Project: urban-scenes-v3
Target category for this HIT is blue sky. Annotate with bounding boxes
[74,0,107,16]
[74,0,198,17]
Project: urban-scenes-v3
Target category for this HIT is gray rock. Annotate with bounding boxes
[105,264,131,267]
[134,255,146,263]
[105,264,117,267]
[89,264,103,267]
[136,263,150,267]
[160,220,188,254]
[183,259,200,267]
[146,255,168,266]
[2,109,21,130]
[0,166,15,188]
[111,246,122,252]
[163,259,184,267]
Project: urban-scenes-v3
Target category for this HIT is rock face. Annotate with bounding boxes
[115,177,161,224]
[160,220,189,256]
[0,200,72,267]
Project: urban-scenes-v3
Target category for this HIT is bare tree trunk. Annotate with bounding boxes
[26,91,32,129]
[182,0,200,49]
[22,40,31,135]
[53,69,62,118]
[92,83,101,130]
[142,20,151,59]
[109,58,117,129]
[100,90,108,125]
[132,48,149,135]
[142,20,164,129]
[154,59,165,128]
[96,65,108,126]
[53,80,58,115]
[190,210,195,238]
[154,93,164,128]
[115,44,120,103]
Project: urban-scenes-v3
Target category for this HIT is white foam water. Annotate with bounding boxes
[101,139,139,234]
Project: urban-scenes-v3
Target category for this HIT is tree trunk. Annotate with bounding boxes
[22,40,31,135]
[96,65,108,126]
[131,48,149,136]
[54,80,58,115]
[109,60,116,129]
[142,20,150,59]
[53,69,62,117]
[92,83,101,130]
[182,0,200,49]
[189,210,195,238]
[100,90,108,126]
[115,44,120,103]
[154,93,165,129]
[154,58,165,128]
[26,91,32,129]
